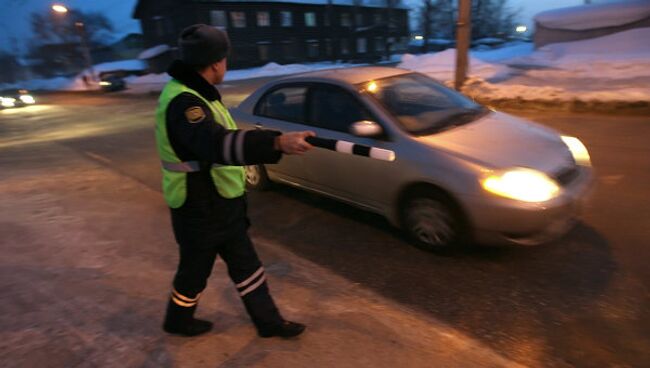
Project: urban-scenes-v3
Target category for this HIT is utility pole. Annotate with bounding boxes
[75,21,97,82]
[454,0,472,91]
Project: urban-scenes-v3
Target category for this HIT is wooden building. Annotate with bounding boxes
[133,0,410,69]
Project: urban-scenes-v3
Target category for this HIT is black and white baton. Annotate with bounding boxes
[305,136,396,162]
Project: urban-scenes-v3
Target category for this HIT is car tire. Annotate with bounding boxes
[401,190,466,253]
[245,164,271,190]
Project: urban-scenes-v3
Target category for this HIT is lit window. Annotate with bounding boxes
[281,11,292,27]
[305,12,316,27]
[257,11,270,27]
[230,12,246,28]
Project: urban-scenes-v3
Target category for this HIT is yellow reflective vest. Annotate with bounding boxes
[155,79,245,208]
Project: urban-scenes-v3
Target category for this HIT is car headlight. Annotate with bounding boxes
[99,81,112,86]
[481,167,560,202]
[1,97,16,108]
[561,136,591,166]
[19,95,35,104]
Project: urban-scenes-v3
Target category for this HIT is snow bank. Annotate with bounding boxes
[138,45,170,60]
[510,27,650,79]
[534,0,650,31]
[224,61,363,81]
[398,48,512,81]
[398,27,650,103]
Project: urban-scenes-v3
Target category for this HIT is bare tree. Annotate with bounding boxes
[418,0,520,45]
[27,9,114,77]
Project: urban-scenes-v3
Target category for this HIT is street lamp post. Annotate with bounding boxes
[52,3,96,83]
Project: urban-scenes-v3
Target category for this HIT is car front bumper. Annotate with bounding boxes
[462,166,595,246]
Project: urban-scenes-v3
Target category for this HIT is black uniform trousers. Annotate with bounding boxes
[169,193,283,330]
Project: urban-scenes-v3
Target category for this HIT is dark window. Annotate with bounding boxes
[307,86,373,133]
[255,86,308,123]
[257,42,271,61]
[306,40,319,58]
[210,11,227,28]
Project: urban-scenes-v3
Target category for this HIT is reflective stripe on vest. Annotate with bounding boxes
[155,79,245,208]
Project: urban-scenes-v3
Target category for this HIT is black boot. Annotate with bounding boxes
[258,320,306,338]
[162,300,213,337]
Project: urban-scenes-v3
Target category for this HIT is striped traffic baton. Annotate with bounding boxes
[305,136,396,162]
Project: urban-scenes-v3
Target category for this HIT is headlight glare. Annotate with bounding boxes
[1,97,16,108]
[481,168,560,202]
[20,95,35,104]
[561,136,591,166]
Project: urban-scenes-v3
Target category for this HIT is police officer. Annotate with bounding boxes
[155,24,314,338]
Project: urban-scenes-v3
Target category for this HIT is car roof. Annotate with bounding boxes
[276,66,413,85]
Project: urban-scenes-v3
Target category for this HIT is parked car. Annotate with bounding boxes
[230,67,594,251]
[0,89,37,109]
[99,73,126,92]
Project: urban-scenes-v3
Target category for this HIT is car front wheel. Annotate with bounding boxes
[401,192,465,252]
[245,164,270,190]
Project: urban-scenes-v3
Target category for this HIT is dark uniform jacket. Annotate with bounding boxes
[165,60,282,232]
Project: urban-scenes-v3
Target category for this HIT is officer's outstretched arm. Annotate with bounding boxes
[166,93,282,165]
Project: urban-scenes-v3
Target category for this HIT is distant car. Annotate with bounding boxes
[99,74,126,92]
[0,89,37,109]
[230,67,594,251]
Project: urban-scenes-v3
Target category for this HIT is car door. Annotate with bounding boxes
[252,84,314,184]
[301,84,398,211]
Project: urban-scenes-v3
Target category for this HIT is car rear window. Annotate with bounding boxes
[255,87,308,123]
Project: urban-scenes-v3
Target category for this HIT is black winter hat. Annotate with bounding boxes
[178,24,230,66]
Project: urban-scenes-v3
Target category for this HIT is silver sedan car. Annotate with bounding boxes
[230,67,594,251]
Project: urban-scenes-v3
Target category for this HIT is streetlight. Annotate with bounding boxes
[52,4,68,13]
[51,3,97,84]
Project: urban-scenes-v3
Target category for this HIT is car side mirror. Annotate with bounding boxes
[350,120,383,137]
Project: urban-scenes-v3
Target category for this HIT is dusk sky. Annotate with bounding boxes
[0,0,589,55]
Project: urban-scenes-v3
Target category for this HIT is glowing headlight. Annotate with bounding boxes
[99,81,112,86]
[481,167,560,202]
[1,97,16,108]
[19,95,35,104]
[561,136,591,166]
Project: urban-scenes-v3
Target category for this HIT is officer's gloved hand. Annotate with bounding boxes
[274,131,316,155]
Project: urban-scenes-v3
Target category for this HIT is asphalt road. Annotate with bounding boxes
[1,89,648,367]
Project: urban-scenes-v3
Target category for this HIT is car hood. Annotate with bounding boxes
[415,111,574,173]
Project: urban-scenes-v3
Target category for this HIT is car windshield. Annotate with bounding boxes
[359,73,488,135]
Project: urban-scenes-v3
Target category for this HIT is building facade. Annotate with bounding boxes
[133,0,410,69]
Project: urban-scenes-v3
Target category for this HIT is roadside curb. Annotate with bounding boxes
[474,97,650,115]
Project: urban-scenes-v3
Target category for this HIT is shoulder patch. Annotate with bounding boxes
[185,106,206,124]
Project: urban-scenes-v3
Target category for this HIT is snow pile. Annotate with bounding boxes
[510,27,650,79]
[398,48,511,81]
[397,27,650,103]
[91,59,147,74]
[534,0,650,31]
[138,45,171,60]
[224,61,363,81]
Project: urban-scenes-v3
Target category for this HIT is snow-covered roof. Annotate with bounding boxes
[534,0,650,31]
[217,0,410,9]
[138,44,171,60]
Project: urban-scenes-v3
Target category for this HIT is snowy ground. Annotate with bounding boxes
[3,27,649,106]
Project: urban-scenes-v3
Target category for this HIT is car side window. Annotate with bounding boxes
[307,86,374,133]
[254,86,308,123]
